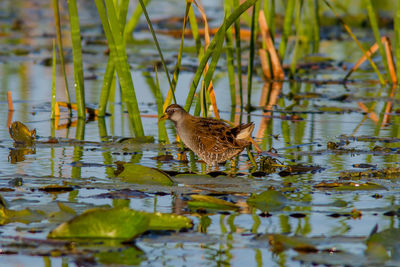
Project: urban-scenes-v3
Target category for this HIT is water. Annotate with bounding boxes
[1,0,400,266]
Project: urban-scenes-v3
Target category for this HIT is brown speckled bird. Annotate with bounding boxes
[160,104,254,166]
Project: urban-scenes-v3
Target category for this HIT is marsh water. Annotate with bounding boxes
[1,0,400,266]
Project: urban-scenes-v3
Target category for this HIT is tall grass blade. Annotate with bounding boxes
[290,0,303,76]
[138,0,176,104]
[51,39,57,120]
[184,0,257,112]
[323,0,385,85]
[278,0,295,60]
[67,0,86,119]
[124,0,151,39]
[233,0,244,108]
[163,1,192,112]
[224,1,236,108]
[365,0,390,81]
[98,57,115,117]
[95,0,144,136]
[52,0,71,111]
[189,5,202,55]
[246,2,260,110]
[192,0,220,119]
[98,0,129,117]
[310,0,320,53]
[143,70,169,143]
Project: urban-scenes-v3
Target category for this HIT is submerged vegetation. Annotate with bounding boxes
[1,0,400,266]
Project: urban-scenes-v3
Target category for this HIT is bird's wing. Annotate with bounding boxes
[195,118,244,154]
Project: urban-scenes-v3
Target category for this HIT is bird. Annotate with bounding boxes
[159,104,255,166]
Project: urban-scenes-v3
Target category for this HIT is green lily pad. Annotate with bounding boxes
[117,136,155,144]
[0,195,46,225]
[146,212,193,231]
[116,163,174,186]
[247,190,289,212]
[188,195,239,211]
[314,181,387,191]
[265,234,318,253]
[48,207,150,240]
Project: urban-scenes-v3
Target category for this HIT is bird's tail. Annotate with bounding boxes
[234,122,254,140]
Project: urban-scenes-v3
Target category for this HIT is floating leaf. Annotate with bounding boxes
[265,234,318,253]
[188,195,239,211]
[147,212,193,231]
[314,182,387,191]
[116,163,174,186]
[117,136,155,144]
[247,190,289,212]
[279,164,324,177]
[8,121,36,145]
[0,203,46,225]
[48,207,150,240]
[48,202,77,223]
[39,185,75,193]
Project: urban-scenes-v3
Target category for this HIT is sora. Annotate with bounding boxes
[160,104,254,166]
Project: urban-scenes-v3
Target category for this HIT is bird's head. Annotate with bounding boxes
[159,104,187,123]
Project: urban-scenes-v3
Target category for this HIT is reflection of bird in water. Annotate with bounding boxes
[160,104,255,166]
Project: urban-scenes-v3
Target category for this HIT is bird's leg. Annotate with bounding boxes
[229,158,237,177]
[249,137,262,154]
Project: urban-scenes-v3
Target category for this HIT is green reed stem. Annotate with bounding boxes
[246,2,259,110]
[52,0,71,113]
[310,0,320,53]
[124,0,151,39]
[98,56,115,117]
[138,0,176,104]
[98,0,129,117]
[154,69,169,143]
[67,0,85,119]
[95,0,144,136]
[189,5,202,55]
[278,0,295,60]
[290,0,303,76]
[365,0,390,80]
[184,0,257,112]
[163,1,192,109]
[396,0,400,84]
[233,0,244,108]
[224,2,236,108]
[51,39,56,120]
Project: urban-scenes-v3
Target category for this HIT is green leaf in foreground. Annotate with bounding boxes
[116,163,174,186]
[247,190,289,212]
[48,207,150,240]
[48,207,193,240]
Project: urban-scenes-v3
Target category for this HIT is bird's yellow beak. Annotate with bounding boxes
[158,113,169,122]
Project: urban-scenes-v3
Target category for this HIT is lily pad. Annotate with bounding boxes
[314,182,387,191]
[247,190,289,212]
[48,207,150,240]
[188,195,239,211]
[116,163,174,186]
[117,136,155,144]
[147,212,193,231]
